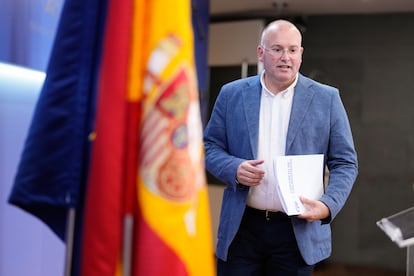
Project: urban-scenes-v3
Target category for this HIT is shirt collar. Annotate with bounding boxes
[260,71,298,98]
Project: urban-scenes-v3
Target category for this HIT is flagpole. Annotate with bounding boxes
[64,207,76,276]
[123,214,134,276]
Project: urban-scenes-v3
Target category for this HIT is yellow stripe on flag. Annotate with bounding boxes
[127,0,215,275]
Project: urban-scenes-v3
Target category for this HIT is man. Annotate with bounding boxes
[203,19,358,275]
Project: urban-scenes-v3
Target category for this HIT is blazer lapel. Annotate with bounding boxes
[286,74,315,152]
[241,77,261,159]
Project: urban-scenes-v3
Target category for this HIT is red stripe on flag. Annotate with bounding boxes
[134,213,188,275]
[80,0,133,275]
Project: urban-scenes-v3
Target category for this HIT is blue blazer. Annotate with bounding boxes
[204,73,358,265]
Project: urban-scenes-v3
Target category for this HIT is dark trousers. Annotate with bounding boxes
[217,206,314,276]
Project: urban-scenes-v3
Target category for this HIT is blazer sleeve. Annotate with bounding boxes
[203,81,252,190]
[320,89,358,222]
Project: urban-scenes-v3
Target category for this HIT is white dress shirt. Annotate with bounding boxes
[246,71,297,211]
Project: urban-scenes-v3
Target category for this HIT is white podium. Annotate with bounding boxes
[377,206,414,276]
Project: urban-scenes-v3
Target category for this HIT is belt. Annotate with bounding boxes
[245,205,289,221]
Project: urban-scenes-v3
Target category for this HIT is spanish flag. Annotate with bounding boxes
[81,0,214,275]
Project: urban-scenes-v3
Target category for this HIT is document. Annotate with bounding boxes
[273,154,324,216]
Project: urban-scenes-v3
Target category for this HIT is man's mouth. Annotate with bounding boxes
[277,65,291,69]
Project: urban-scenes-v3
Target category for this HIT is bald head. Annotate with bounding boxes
[260,20,302,46]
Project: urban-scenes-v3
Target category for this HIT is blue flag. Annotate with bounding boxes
[8,0,108,240]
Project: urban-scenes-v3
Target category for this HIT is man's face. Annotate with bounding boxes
[258,25,303,90]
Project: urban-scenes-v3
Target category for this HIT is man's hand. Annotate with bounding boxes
[236,160,265,186]
[297,196,330,222]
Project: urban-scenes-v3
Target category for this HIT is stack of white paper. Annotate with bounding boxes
[274,154,324,216]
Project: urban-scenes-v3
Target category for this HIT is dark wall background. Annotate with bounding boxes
[207,13,414,271]
[299,13,414,271]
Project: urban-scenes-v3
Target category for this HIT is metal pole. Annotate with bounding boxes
[241,60,248,79]
[408,245,414,276]
[64,208,76,276]
[122,214,134,276]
